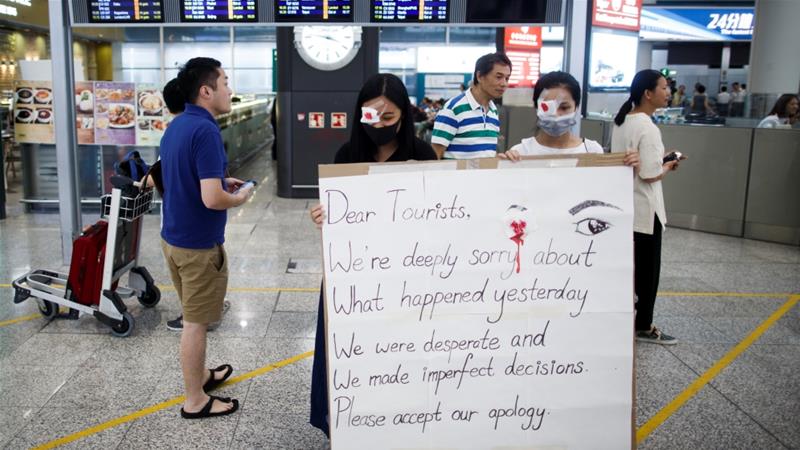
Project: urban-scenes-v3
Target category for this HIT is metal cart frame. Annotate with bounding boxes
[11,179,160,337]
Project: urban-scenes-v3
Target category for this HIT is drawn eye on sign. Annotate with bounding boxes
[568,200,622,236]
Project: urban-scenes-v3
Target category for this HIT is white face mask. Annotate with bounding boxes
[537,99,578,137]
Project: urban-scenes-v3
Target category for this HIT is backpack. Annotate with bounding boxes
[114,151,150,182]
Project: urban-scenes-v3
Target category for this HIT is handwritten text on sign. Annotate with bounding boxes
[320,166,634,449]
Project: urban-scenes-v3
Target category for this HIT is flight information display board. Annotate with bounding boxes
[275,0,353,22]
[465,0,548,24]
[371,0,448,22]
[181,1,258,22]
[87,0,164,23]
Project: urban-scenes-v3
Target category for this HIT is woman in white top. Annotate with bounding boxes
[611,69,683,345]
[499,71,638,167]
[757,94,798,128]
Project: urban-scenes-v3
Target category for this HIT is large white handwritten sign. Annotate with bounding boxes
[320,162,634,450]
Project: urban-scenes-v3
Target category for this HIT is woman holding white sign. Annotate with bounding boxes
[498,71,639,167]
[612,69,684,345]
[308,73,437,437]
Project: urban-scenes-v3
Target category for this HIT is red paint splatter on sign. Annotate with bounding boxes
[509,220,527,273]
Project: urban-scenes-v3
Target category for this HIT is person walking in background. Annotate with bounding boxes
[689,84,713,115]
[671,84,687,109]
[730,82,745,117]
[160,57,253,419]
[431,52,511,159]
[757,94,799,128]
[716,86,731,116]
[612,69,684,346]
[739,83,750,117]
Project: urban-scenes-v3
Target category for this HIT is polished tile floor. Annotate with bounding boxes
[0,154,798,449]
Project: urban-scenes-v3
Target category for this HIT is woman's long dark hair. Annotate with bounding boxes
[614,69,664,126]
[768,94,799,118]
[344,73,416,163]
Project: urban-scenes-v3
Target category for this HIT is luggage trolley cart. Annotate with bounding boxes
[12,178,161,337]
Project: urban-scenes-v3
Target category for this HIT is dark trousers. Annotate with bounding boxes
[634,216,663,331]
[309,283,330,437]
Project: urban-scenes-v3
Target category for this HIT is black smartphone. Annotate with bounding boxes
[663,151,683,163]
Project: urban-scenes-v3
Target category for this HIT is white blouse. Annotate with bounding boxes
[611,113,667,235]
[509,136,604,155]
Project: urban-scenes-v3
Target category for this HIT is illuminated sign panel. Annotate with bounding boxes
[592,0,642,32]
[87,0,164,23]
[504,27,542,88]
[588,30,638,91]
[640,7,754,41]
[275,0,353,22]
[371,0,448,23]
[504,26,542,50]
[181,1,257,22]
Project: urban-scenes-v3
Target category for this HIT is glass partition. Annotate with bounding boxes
[233,27,276,94]
[117,28,159,83]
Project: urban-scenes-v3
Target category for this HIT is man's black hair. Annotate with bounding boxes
[163,78,185,114]
[473,52,512,86]
[176,57,222,104]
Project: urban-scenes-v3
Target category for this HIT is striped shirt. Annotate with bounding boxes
[431,89,500,159]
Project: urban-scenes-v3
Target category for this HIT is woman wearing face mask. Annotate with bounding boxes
[328,73,437,164]
[307,73,436,438]
[499,71,638,167]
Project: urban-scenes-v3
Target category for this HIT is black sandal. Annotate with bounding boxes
[203,364,233,392]
[180,395,239,419]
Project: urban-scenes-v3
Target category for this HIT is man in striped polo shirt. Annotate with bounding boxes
[432,52,512,159]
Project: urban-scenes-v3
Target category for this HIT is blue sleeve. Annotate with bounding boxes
[194,127,226,180]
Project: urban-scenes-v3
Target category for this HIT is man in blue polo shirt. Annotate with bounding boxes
[431,52,511,159]
[160,57,253,419]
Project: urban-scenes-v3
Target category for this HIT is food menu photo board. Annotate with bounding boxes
[87,0,165,23]
[135,83,169,146]
[181,0,257,22]
[275,0,353,22]
[94,82,136,145]
[75,81,95,144]
[371,0,448,22]
[13,81,54,144]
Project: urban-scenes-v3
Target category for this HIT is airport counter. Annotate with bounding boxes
[581,119,799,245]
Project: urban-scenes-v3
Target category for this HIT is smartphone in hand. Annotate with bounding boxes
[663,151,684,164]
[233,179,257,194]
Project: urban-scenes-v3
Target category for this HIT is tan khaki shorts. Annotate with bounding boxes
[161,240,228,324]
